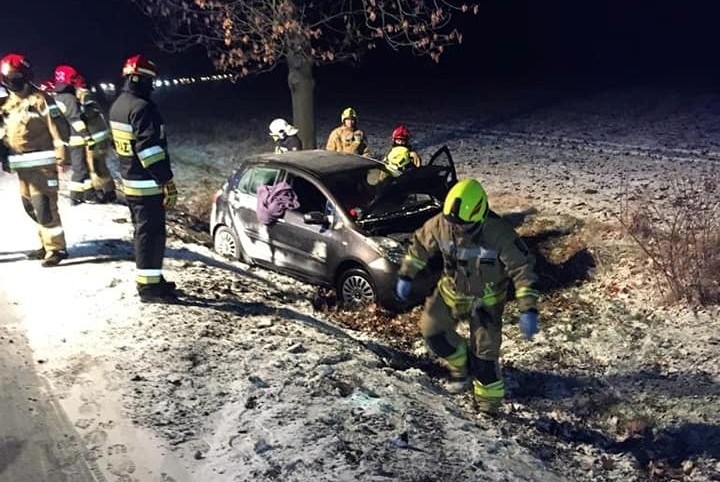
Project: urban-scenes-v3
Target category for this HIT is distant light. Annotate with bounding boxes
[154,80,163,88]
[163,80,170,87]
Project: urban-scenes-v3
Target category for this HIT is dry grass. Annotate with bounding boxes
[618,175,720,306]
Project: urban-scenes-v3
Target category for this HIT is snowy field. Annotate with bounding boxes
[1,79,719,481]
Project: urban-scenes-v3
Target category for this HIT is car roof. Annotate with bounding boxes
[248,149,384,177]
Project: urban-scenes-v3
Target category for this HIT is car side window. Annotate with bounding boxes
[238,166,281,195]
[287,175,327,214]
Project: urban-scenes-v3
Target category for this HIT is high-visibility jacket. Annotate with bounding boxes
[109,89,173,196]
[76,87,111,146]
[54,83,91,148]
[0,88,70,170]
[399,211,540,313]
[326,125,370,156]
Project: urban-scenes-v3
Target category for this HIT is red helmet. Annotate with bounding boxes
[0,53,33,82]
[392,124,411,143]
[122,54,158,78]
[54,65,80,86]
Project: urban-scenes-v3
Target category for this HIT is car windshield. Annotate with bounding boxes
[321,166,442,219]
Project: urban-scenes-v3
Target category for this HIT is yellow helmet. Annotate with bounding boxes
[341,107,357,122]
[443,179,489,224]
[385,146,412,176]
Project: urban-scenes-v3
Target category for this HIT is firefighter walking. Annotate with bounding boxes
[109,55,178,303]
[396,178,541,414]
[0,53,71,267]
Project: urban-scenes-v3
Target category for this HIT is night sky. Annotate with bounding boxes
[2,0,719,86]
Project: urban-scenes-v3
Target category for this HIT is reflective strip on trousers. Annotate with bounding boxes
[136,268,162,285]
[137,145,167,168]
[8,150,57,170]
[473,379,505,399]
[122,178,162,196]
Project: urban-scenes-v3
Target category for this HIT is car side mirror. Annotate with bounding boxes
[303,211,328,225]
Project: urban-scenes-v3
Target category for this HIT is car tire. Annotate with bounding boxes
[214,225,243,261]
[336,268,377,306]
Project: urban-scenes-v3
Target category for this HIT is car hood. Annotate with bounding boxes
[354,166,448,236]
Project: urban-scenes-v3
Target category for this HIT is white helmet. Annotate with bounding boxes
[269,118,298,139]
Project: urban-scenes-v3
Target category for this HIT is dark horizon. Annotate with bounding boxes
[2,0,719,86]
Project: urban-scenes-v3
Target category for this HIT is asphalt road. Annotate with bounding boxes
[0,291,104,482]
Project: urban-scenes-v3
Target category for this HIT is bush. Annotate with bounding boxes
[618,176,720,306]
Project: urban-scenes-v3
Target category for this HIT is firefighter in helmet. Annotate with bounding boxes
[325,107,370,156]
[268,118,302,153]
[109,55,178,303]
[396,179,541,414]
[0,53,71,267]
[388,124,421,167]
[65,67,116,202]
[53,65,96,204]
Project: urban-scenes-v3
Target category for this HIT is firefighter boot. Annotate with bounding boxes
[26,247,46,260]
[443,342,471,394]
[98,190,117,204]
[138,283,178,304]
[69,192,85,206]
[472,379,505,415]
[41,249,69,267]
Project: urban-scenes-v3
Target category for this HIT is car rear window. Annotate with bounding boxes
[238,166,282,195]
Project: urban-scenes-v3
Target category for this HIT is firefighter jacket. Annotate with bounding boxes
[0,88,70,170]
[54,83,91,148]
[399,211,540,313]
[109,89,173,196]
[274,134,302,154]
[76,87,111,146]
[326,125,370,156]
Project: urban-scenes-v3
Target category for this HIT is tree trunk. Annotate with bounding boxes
[287,51,316,149]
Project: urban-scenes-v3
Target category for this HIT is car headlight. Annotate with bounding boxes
[367,236,405,265]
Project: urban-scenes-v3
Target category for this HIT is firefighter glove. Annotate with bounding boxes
[395,276,412,301]
[353,130,364,142]
[1,159,10,173]
[519,309,539,341]
[162,180,178,209]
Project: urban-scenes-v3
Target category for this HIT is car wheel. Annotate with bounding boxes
[214,225,242,261]
[337,268,377,306]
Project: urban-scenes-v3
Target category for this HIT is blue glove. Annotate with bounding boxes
[519,310,539,341]
[395,276,413,301]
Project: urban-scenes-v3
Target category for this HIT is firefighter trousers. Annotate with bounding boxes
[69,145,92,201]
[420,289,505,384]
[86,144,116,196]
[127,195,167,286]
[17,167,66,252]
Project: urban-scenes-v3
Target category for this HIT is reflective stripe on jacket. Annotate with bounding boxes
[7,149,56,170]
[108,90,173,187]
[0,89,69,165]
[399,211,540,312]
[325,125,370,156]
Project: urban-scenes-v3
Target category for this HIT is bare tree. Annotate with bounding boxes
[131,0,478,148]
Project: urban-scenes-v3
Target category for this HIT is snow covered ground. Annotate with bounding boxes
[1,81,719,481]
